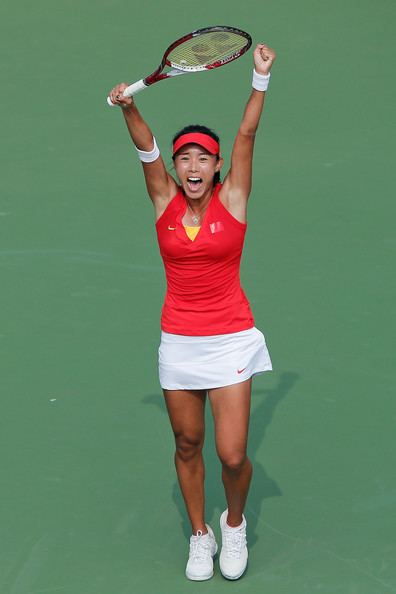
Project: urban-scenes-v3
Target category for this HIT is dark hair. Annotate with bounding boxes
[172,124,221,185]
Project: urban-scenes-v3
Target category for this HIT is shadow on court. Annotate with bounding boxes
[142,371,299,546]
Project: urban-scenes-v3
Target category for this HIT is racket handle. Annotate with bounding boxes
[107,79,148,107]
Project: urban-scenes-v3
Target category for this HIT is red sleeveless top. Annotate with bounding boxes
[155,183,254,336]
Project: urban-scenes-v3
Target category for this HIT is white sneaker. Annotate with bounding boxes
[219,509,248,580]
[185,524,218,581]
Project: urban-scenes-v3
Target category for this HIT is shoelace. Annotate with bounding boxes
[189,531,212,562]
[223,527,246,559]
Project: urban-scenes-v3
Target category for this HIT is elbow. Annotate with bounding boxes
[238,128,257,139]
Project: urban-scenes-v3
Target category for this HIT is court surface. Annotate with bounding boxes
[1,0,395,592]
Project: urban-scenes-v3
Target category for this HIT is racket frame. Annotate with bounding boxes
[108,25,252,105]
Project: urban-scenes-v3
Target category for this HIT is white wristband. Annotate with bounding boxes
[135,137,160,163]
[252,69,271,92]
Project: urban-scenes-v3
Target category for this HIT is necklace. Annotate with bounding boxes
[187,202,207,226]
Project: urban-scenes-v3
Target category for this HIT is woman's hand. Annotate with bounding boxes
[108,83,134,108]
[253,44,276,75]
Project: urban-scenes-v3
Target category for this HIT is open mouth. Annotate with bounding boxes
[187,177,203,192]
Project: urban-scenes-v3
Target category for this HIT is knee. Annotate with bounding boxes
[174,432,204,463]
[220,451,248,474]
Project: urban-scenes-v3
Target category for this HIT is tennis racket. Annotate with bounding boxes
[107,25,252,106]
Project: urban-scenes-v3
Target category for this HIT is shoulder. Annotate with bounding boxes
[155,186,184,224]
[218,180,248,224]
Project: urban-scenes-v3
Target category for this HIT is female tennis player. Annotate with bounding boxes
[109,42,276,581]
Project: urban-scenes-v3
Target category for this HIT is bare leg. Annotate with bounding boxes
[163,389,207,534]
[208,379,252,527]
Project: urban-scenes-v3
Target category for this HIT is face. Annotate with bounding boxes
[173,143,223,200]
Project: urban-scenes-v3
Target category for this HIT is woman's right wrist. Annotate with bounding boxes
[121,102,135,114]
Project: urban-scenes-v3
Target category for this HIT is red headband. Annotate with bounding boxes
[173,132,220,156]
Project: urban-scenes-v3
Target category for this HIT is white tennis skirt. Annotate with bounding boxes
[158,326,272,390]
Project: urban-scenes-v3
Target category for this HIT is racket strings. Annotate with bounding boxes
[167,31,249,70]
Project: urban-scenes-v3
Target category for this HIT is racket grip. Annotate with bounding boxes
[107,79,148,107]
[123,79,148,97]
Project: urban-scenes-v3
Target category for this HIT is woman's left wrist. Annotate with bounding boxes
[252,69,271,91]
[254,68,270,76]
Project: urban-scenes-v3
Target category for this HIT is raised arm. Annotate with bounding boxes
[109,84,178,217]
[221,44,276,219]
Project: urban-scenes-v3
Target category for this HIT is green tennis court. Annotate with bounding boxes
[1,0,395,592]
